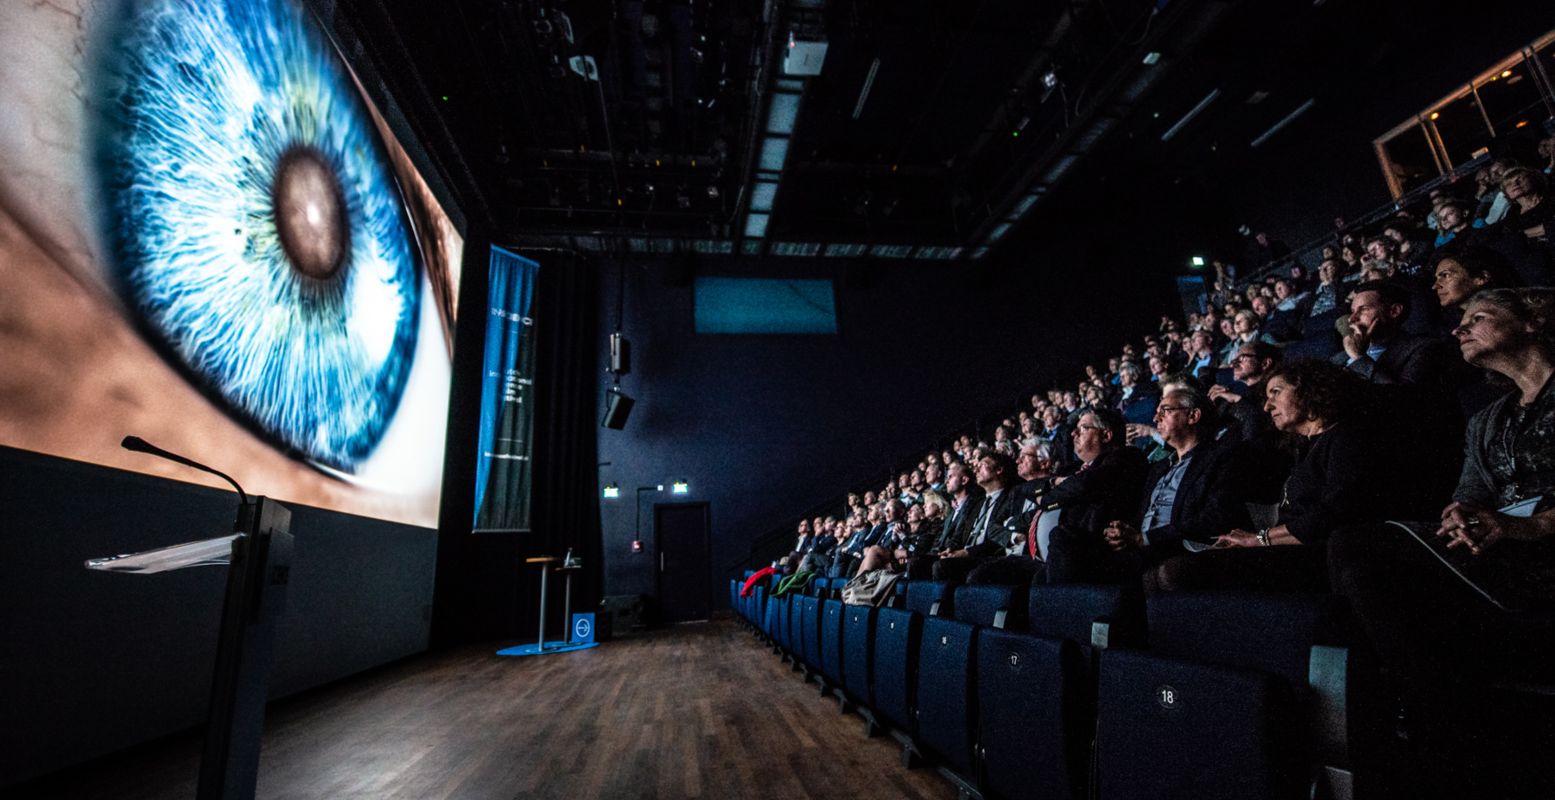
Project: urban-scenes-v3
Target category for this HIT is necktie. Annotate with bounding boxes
[1026,510,1043,558]
[973,499,996,543]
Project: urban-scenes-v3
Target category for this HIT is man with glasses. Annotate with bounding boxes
[1046,388,1253,585]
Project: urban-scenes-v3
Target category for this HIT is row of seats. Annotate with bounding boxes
[731,574,1374,800]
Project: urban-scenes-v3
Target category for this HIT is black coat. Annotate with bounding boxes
[1037,446,1150,538]
[1133,437,1254,554]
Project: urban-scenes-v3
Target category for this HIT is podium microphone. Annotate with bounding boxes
[121,435,249,507]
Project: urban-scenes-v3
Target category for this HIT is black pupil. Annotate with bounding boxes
[272,147,348,280]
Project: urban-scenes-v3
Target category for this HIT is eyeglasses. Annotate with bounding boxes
[1073,424,1106,433]
[1155,405,1191,415]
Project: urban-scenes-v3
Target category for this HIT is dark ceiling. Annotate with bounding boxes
[340,0,1555,264]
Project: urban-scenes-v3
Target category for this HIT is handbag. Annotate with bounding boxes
[841,568,902,607]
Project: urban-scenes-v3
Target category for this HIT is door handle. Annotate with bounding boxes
[659,553,665,572]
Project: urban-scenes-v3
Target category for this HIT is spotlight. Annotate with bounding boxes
[603,483,621,499]
[1190,256,1206,268]
[1042,69,1059,89]
[671,481,689,495]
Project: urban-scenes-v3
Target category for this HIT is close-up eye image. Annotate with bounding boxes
[0,0,461,526]
[95,0,422,472]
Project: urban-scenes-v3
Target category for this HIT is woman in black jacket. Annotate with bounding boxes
[1149,360,1428,592]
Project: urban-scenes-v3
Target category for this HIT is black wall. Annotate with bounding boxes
[595,241,1175,610]
[0,446,437,784]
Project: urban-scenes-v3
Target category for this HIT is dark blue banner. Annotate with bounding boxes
[473,247,539,531]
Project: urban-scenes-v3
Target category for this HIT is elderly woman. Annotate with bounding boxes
[1329,288,1555,797]
[1149,360,1426,593]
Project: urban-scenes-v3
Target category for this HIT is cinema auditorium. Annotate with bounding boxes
[5,1,1555,798]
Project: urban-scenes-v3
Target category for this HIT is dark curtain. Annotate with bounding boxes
[433,247,600,648]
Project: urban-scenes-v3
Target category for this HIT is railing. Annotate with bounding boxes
[1241,153,1490,287]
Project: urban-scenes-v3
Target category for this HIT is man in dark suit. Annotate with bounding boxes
[932,452,1022,584]
[1332,280,1458,389]
[967,408,1148,585]
[1332,279,1466,499]
[1046,388,1252,584]
[907,460,982,578]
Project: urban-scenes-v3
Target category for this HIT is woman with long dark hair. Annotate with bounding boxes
[1149,359,1423,593]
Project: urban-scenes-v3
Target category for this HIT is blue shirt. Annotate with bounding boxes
[1140,453,1193,544]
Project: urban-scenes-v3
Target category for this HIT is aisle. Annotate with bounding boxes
[17,620,954,800]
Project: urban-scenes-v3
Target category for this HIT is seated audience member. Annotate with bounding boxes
[855,499,912,575]
[1333,280,1459,390]
[1113,361,1160,432]
[1219,310,1275,365]
[1433,196,1484,249]
[1430,247,1517,331]
[907,460,980,579]
[1184,329,1217,379]
[1308,259,1345,317]
[1209,341,1290,501]
[966,408,1148,585]
[933,452,1023,583]
[1048,388,1250,584]
[781,519,815,573]
[1328,288,1555,799]
[1496,167,1553,239]
[1149,360,1427,593]
[1383,220,1433,271]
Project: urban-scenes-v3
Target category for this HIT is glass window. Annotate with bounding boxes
[1380,123,1441,195]
[1474,58,1548,137]
[1429,89,1493,169]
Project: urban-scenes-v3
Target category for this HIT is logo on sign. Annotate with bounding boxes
[1156,685,1180,710]
[574,617,593,640]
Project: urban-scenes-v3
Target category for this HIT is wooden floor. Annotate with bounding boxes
[18,619,955,800]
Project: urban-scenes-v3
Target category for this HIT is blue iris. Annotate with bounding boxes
[93,0,420,472]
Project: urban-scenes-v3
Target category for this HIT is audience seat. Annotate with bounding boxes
[914,616,979,780]
[819,598,847,694]
[1095,591,1355,800]
[953,583,1028,630]
[871,607,922,737]
[842,604,876,710]
[1028,583,1144,651]
[905,579,954,617]
[977,628,1089,800]
[799,595,823,673]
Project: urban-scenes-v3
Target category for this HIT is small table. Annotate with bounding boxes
[525,556,560,652]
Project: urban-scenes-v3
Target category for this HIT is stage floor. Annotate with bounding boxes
[16,619,953,799]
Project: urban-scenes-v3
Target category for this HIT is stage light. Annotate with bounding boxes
[1142,51,1162,65]
[1501,69,1512,78]
[671,481,689,495]
[1430,112,1440,120]
[603,483,620,499]
[1190,255,1206,267]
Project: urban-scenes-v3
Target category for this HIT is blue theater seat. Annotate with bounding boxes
[1095,592,1353,800]
[1028,582,1143,650]
[953,583,1028,630]
[763,592,783,645]
[819,598,846,692]
[977,628,1089,800]
[842,604,875,708]
[914,616,979,777]
[787,596,806,667]
[905,579,953,617]
[799,595,823,672]
[871,607,922,735]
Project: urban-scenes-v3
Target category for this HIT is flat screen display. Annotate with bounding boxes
[0,0,463,527]
[694,277,838,334]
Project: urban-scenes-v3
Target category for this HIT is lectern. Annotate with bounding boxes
[86,498,293,800]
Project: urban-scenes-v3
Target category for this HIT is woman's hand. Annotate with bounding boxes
[1437,502,1528,555]
[1215,529,1262,548]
